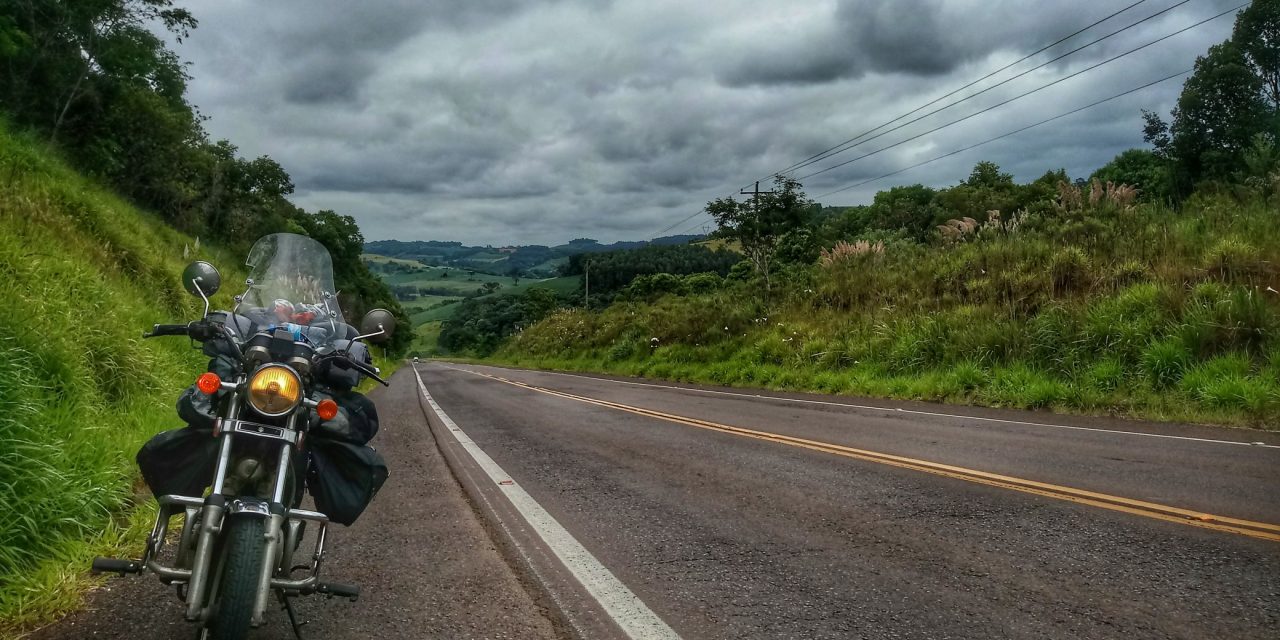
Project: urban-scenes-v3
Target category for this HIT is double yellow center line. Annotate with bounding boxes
[463,369,1280,543]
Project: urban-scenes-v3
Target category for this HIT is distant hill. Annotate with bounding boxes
[364,235,703,277]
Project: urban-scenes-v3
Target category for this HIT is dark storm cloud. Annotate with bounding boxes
[169,0,1240,245]
[281,55,370,105]
[717,0,1240,87]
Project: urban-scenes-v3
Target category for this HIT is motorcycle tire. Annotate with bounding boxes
[207,516,265,640]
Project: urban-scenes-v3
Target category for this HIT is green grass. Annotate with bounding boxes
[0,124,243,632]
[495,193,1280,429]
[410,321,445,357]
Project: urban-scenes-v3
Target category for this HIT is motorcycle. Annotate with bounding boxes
[92,233,395,639]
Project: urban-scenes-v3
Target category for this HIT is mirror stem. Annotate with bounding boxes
[352,324,386,344]
[193,278,211,319]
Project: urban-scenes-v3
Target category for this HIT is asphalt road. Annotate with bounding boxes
[27,362,1280,639]
[416,362,1279,640]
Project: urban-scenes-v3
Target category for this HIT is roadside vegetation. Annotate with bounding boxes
[448,3,1280,429]
[499,186,1280,427]
[0,123,238,628]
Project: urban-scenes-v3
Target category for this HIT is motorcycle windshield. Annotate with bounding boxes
[242,233,347,347]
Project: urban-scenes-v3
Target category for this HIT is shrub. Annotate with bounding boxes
[1106,260,1150,289]
[1175,286,1276,357]
[1196,376,1276,415]
[947,361,988,392]
[1142,338,1192,388]
[1084,359,1127,392]
[1081,283,1170,364]
[749,334,792,366]
[1026,305,1080,372]
[683,272,724,295]
[1203,237,1262,283]
[1049,246,1091,295]
[991,366,1066,408]
[1179,353,1254,400]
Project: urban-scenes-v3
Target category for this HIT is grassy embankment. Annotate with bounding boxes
[0,125,245,632]
[498,191,1280,428]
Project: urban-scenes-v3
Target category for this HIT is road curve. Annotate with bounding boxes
[418,362,1280,640]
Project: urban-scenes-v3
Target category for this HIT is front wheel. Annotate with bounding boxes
[207,516,265,640]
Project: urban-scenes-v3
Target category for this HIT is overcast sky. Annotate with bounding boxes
[169,0,1242,246]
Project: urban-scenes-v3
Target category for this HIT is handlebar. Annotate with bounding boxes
[143,320,222,341]
[329,353,390,387]
[145,321,388,386]
[144,323,193,338]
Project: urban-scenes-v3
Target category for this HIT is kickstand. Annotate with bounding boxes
[279,592,308,640]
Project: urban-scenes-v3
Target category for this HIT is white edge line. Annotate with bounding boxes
[413,366,681,640]
[447,364,1280,451]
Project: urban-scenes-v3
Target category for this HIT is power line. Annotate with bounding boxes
[654,0,1161,239]
[798,0,1208,183]
[816,68,1193,200]
[651,0,1237,241]
[797,2,1242,182]
[760,0,1153,183]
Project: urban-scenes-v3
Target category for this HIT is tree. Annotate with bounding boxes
[706,175,814,294]
[0,0,195,145]
[1141,2,1279,194]
[1234,0,1280,108]
[964,160,1014,189]
[1090,149,1171,202]
[869,184,945,241]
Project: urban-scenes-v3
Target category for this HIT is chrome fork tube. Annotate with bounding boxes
[251,441,293,626]
[185,389,240,622]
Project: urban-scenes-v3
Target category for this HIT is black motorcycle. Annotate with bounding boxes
[92,233,394,639]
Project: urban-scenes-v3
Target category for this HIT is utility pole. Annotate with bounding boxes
[740,180,776,214]
[739,180,777,295]
[584,259,590,309]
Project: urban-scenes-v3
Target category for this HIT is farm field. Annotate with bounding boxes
[364,254,579,325]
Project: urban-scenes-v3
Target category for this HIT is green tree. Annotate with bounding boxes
[1091,149,1171,201]
[865,184,944,241]
[1234,0,1279,108]
[1142,1,1279,194]
[706,175,814,293]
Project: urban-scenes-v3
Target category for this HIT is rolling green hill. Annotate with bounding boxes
[364,235,701,278]
[363,254,580,353]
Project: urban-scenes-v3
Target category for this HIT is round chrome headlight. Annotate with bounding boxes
[247,364,302,417]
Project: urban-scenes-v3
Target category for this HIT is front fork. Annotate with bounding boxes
[184,392,298,626]
[251,441,294,625]
[183,392,240,622]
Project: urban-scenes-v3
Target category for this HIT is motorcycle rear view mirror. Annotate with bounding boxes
[355,308,396,344]
[181,261,221,318]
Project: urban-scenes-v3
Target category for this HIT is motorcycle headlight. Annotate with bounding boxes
[247,365,302,417]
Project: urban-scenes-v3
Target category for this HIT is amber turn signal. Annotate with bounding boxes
[316,398,339,421]
[196,372,222,395]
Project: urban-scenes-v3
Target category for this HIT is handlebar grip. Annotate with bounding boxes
[144,323,190,338]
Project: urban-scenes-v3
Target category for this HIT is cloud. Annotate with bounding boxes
[168,0,1241,245]
[715,0,1239,87]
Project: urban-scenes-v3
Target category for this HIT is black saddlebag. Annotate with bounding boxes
[137,425,219,499]
[306,438,388,526]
